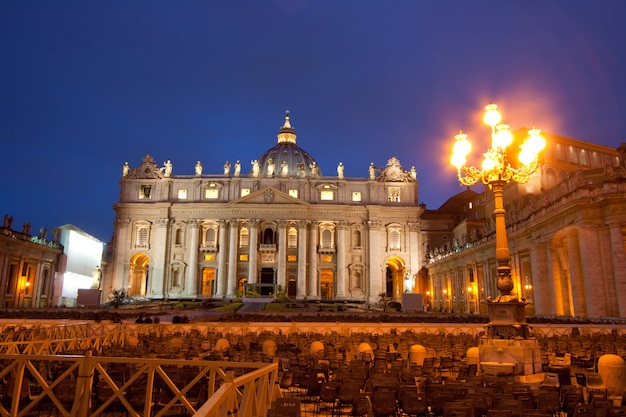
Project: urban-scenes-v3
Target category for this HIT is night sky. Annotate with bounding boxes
[1,1,625,243]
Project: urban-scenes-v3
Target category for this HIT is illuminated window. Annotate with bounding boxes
[239,254,249,261]
[579,149,589,166]
[388,187,400,202]
[554,143,566,162]
[352,191,361,201]
[204,254,215,261]
[239,228,249,247]
[468,202,473,209]
[590,151,601,168]
[205,189,219,199]
[241,188,251,197]
[177,189,187,199]
[320,190,334,201]
[321,255,333,263]
[568,146,579,164]
[287,255,297,262]
[139,185,152,199]
[289,189,298,198]
[288,228,297,248]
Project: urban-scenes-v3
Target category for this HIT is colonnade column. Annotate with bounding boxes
[531,242,552,316]
[111,218,131,294]
[215,220,228,298]
[608,223,626,317]
[185,219,200,298]
[277,221,287,291]
[297,221,308,298]
[367,220,383,305]
[566,229,587,317]
[335,221,348,299]
[150,218,170,298]
[308,222,318,299]
[577,227,606,317]
[226,219,239,298]
[247,220,259,285]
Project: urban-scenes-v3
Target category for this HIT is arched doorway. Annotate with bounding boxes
[128,254,150,297]
[385,256,406,301]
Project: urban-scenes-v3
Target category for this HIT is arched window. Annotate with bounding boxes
[239,228,249,247]
[321,229,333,248]
[288,228,297,248]
[352,230,361,248]
[205,228,216,245]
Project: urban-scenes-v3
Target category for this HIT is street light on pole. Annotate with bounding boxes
[451,103,545,301]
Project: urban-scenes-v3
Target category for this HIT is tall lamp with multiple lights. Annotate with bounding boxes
[451,104,545,301]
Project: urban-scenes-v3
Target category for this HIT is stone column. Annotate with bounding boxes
[185,219,200,298]
[215,220,228,298]
[149,218,169,299]
[367,220,384,305]
[335,221,348,299]
[247,220,259,285]
[277,221,287,291]
[531,241,552,316]
[227,220,239,298]
[308,222,318,299]
[297,221,308,298]
[579,227,607,317]
[566,229,587,317]
[111,218,131,293]
[608,222,626,317]
[408,222,421,291]
[597,225,619,317]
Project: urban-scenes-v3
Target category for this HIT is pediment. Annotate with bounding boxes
[228,187,309,205]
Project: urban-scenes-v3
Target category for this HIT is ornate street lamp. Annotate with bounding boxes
[451,103,545,301]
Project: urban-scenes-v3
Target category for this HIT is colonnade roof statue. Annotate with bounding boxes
[120,112,419,183]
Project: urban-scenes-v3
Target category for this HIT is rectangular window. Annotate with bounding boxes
[320,190,334,201]
[205,189,219,199]
[239,254,249,261]
[568,146,579,164]
[321,255,333,263]
[352,191,361,201]
[241,188,251,197]
[287,255,297,262]
[140,185,152,199]
[554,143,566,162]
[288,189,298,198]
[579,149,589,166]
[204,254,215,261]
[177,189,187,199]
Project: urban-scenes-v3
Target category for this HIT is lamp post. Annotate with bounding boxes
[451,103,545,301]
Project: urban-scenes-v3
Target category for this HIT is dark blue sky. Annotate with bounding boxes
[1,1,625,242]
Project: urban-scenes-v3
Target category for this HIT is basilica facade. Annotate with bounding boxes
[105,113,425,305]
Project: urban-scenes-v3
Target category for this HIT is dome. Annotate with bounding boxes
[251,112,322,178]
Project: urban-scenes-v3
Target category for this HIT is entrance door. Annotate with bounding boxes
[201,268,215,298]
[259,268,274,296]
[320,269,334,300]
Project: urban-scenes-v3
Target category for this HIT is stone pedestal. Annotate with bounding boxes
[479,300,542,375]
